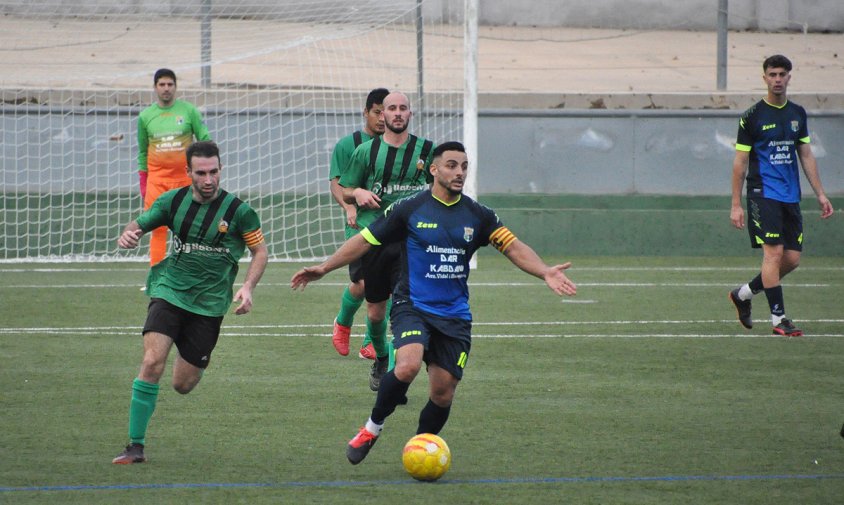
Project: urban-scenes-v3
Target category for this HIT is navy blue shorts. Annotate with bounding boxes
[746,196,803,251]
[142,298,223,369]
[390,302,472,380]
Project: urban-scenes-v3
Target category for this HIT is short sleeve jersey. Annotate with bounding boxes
[338,135,436,229]
[329,130,375,239]
[735,99,810,203]
[362,189,517,320]
[136,187,264,316]
[137,100,211,181]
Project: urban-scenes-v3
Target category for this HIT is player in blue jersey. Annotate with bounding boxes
[291,142,577,465]
[728,54,833,337]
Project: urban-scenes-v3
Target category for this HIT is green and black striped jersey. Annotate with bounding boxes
[338,134,436,229]
[136,186,264,316]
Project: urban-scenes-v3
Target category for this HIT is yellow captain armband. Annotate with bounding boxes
[735,143,752,152]
[243,228,265,247]
[489,226,516,253]
[360,228,382,246]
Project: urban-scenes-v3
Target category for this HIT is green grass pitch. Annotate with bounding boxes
[1,254,842,504]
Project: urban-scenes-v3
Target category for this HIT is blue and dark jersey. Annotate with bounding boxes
[360,189,517,320]
[735,99,810,203]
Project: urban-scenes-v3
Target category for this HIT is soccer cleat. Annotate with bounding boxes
[728,289,753,329]
[772,318,803,337]
[369,356,388,391]
[347,426,379,465]
[358,343,376,360]
[112,443,145,464]
[332,319,351,356]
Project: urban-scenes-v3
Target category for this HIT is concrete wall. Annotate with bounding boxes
[3,107,843,196]
[431,0,844,31]
[2,0,842,31]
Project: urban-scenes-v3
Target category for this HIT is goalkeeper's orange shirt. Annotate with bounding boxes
[137,100,210,182]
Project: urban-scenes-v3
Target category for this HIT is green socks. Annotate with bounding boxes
[367,316,389,358]
[336,286,364,328]
[128,378,160,446]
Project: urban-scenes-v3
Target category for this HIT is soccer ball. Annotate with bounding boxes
[401,433,451,481]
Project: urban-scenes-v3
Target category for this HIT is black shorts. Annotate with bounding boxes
[390,302,472,380]
[361,242,401,303]
[348,258,364,283]
[746,196,803,251]
[142,298,224,369]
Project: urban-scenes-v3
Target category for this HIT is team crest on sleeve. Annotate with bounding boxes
[217,219,229,233]
[790,120,799,132]
[463,227,474,242]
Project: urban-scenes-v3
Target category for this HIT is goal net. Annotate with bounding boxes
[0,0,467,261]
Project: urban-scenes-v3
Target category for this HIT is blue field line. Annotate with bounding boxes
[3,472,844,493]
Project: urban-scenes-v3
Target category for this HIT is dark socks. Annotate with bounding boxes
[748,274,764,295]
[416,399,451,435]
[370,370,411,425]
[763,285,785,317]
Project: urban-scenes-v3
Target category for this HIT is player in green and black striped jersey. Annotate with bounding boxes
[338,91,436,389]
[112,141,268,464]
[328,88,389,360]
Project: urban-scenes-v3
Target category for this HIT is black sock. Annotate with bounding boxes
[763,285,785,317]
[370,370,411,425]
[748,274,764,294]
[416,399,451,435]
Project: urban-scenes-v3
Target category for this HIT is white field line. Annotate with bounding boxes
[1,281,833,289]
[2,266,843,273]
[2,319,842,337]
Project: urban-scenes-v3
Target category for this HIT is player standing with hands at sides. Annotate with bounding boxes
[138,68,211,266]
[329,88,389,360]
[728,54,833,336]
[112,141,268,464]
[338,91,436,390]
[291,142,577,465]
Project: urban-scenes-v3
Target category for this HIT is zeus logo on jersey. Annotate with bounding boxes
[417,221,437,229]
[762,123,776,131]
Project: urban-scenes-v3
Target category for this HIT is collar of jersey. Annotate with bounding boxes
[762,98,788,109]
[432,192,461,207]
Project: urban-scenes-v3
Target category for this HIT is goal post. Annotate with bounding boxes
[0,0,474,262]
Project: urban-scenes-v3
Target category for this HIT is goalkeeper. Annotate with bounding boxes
[137,68,211,266]
[328,88,389,360]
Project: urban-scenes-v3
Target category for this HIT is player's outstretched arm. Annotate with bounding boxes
[291,234,372,291]
[234,241,268,315]
[502,239,576,297]
[117,221,144,249]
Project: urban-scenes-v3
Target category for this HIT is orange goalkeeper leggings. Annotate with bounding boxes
[143,178,191,266]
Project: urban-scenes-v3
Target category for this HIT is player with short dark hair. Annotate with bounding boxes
[728,54,834,336]
[328,87,389,360]
[291,141,577,465]
[337,91,437,390]
[138,68,211,266]
[112,140,268,464]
